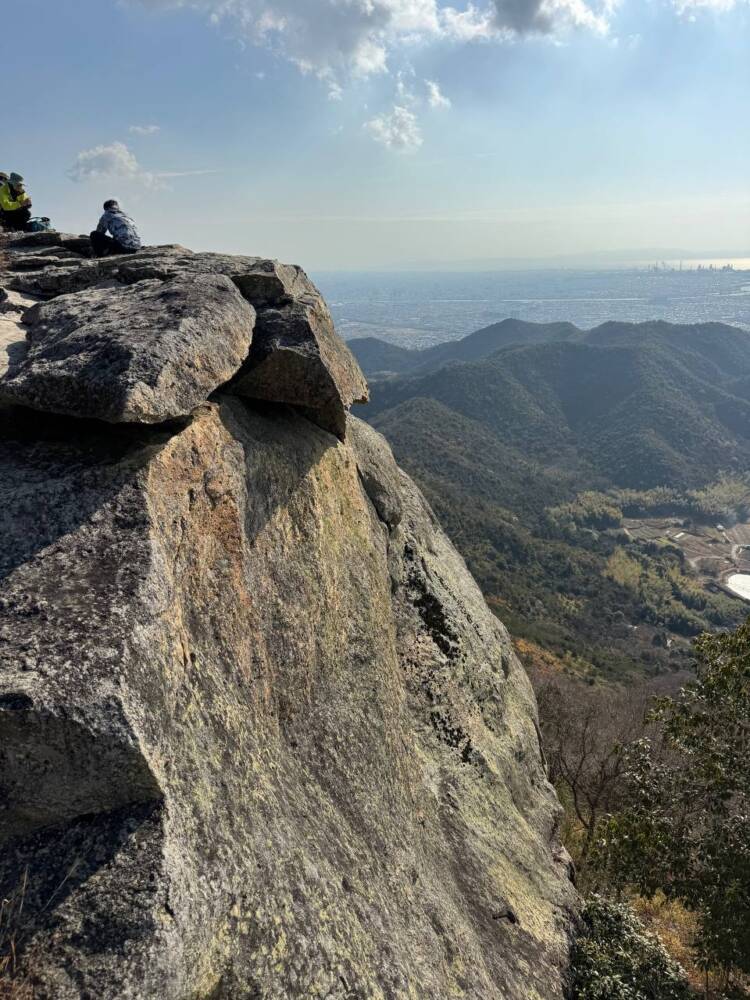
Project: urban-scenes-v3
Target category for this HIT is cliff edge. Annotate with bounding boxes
[0,232,575,1000]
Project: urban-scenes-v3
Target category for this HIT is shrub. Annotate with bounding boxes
[569,896,691,1000]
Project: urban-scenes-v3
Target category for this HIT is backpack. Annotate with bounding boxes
[27,217,52,232]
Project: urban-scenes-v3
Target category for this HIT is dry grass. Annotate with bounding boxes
[0,858,86,1000]
[632,893,750,999]
[0,970,34,1000]
[0,871,33,1000]
[631,893,702,990]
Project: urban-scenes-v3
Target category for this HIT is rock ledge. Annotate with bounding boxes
[1,237,368,437]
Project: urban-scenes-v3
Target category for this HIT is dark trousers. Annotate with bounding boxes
[89,230,138,259]
[0,206,32,231]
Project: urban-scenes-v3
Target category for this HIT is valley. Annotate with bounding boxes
[352,317,750,681]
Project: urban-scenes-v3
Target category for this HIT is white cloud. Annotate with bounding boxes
[440,4,495,39]
[67,141,217,189]
[673,0,738,11]
[396,69,418,104]
[68,142,143,183]
[426,79,451,108]
[135,0,746,94]
[327,79,345,101]
[365,104,423,151]
[138,0,394,80]
[365,73,448,153]
[132,0,624,154]
[129,124,161,135]
[135,0,613,87]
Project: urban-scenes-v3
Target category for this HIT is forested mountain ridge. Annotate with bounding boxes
[351,317,750,382]
[362,319,750,680]
[350,318,581,375]
[363,324,750,490]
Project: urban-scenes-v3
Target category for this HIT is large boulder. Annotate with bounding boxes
[0,399,575,1000]
[6,245,368,438]
[0,229,575,1000]
[0,274,255,423]
[232,298,369,440]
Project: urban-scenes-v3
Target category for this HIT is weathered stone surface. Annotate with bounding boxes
[6,244,368,439]
[8,246,317,308]
[0,275,255,423]
[0,288,35,378]
[0,232,574,996]
[2,231,89,253]
[0,396,575,999]
[4,231,66,250]
[6,248,85,271]
[348,415,404,528]
[6,245,191,298]
[232,299,369,440]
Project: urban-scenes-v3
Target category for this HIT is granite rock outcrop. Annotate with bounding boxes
[3,239,367,438]
[0,232,575,1000]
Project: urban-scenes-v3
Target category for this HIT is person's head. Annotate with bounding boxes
[9,173,25,192]
[103,199,121,212]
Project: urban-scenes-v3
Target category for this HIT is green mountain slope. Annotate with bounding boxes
[349,318,580,375]
[364,320,750,679]
[365,329,750,490]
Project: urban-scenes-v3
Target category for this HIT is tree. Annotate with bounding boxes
[533,673,661,864]
[593,620,750,991]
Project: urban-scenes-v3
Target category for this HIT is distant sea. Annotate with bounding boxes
[313,267,750,350]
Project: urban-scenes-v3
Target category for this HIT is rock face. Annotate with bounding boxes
[0,234,575,999]
[348,417,404,529]
[0,275,255,423]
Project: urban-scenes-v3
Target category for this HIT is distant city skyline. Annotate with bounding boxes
[3,0,748,269]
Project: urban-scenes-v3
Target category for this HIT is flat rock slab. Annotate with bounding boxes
[232,299,369,440]
[3,231,89,253]
[0,274,255,424]
[8,247,318,308]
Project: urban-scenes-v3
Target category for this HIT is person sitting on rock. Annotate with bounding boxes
[0,173,33,232]
[90,199,142,257]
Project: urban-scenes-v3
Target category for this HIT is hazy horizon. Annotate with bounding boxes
[312,249,750,272]
[315,266,750,350]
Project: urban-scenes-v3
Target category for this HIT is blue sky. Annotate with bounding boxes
[2,0,748,268]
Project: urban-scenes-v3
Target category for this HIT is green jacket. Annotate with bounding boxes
[0,182,31,212]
